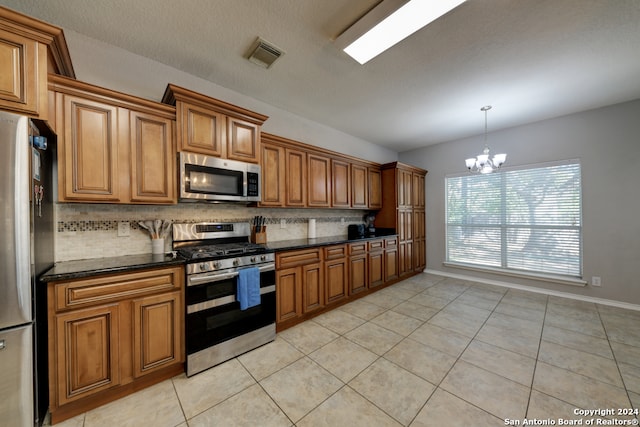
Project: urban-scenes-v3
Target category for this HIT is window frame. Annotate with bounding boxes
[445,159,584,283]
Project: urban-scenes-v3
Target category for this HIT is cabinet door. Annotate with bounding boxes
[384,238,399,282]
[351,164,368,208]
[55,304,120,405]
[331,159,350,208]
[59,95,122,202]
[276,267,301,323]
[133,291,182,378]
[325,258,348,304]
[384,246,399,283]
[398,169,413,207]
[0,29,46,117]
[368,250,384,288]
[285,148,307,207]
[414,239,426,272]
[179,101,225,157]
[308,154,331,207]
[413,173,425,208]
[349,254,367,295]
[368,167,382,209]
[227,117,259,163]
[260,142,285,207]
[402,240,414,277]
[130,110,176,203]
[302,262,324,314]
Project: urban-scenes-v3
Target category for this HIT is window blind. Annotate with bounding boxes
[446,161,582,277]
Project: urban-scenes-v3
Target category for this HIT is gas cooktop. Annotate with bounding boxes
[177,242,268,260]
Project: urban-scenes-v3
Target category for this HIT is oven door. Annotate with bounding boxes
[185,266,275,357]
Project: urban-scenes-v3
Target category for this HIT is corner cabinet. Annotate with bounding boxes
[162,84,268,163]
[47,266,184,424]
[377,162,428,277]
[49,75,176,204]
[0,6,75,118]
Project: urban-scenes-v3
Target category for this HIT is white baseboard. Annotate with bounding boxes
[423,268,640,312]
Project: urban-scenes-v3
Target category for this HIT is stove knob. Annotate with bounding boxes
[213,261,221,269]
[260,255,267,261]
[250,256,257,263]
[233,259,239,267]
[199,263,207,272]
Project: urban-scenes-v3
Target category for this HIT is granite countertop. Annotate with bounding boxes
[266,231,398,252]
[40,253,186,282]
[41,231,398,282]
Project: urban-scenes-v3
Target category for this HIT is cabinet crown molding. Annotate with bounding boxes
[162,83,268,125]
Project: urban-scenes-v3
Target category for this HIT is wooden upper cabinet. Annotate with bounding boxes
[179,102,225,156]
[285,148,307,207]
[59,95,121,202]
[0,6,75,118]
[162,84,267,163]
[307,154,331,207]
[351,163,368,209]
[227,117,259,162]
[413,172,425,208]
[368,167,382,209]
[399,169,413,207]
[260,140,285,207]
[50,75,177,204]
[130,110,175,203]
[331,159,350,208]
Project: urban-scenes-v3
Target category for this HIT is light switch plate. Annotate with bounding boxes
[117,221,130,237]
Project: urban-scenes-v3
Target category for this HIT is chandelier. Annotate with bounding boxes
[465,106,506,174]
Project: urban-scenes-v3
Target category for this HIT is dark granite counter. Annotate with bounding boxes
[41,231,397,282]
[266,232,398,252]
[40,253,186,282]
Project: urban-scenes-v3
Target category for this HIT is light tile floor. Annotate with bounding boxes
[49,274,640,427]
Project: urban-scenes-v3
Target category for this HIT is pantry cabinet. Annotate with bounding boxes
[47,266,184,424]
[49,75,176,204]
[162,84,267,163]
[376,162,428,277]
[0,6,74,118]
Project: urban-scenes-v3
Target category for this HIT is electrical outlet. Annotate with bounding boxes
[280,219,286,229]
[592,276,601,287]
[117,221,130,237]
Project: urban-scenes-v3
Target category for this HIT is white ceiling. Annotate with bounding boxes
[3,0,640,152]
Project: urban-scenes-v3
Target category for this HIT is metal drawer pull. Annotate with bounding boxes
[187,264,275,287]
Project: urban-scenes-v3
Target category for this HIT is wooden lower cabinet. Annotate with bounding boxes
[276,237,408,331]
[302,263,324,314]
[54,304,120,406]
[132,291,182,377]
[324,245,348,303]
[47,266,184,424]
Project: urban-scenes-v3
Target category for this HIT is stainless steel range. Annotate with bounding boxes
[173,222,276,376]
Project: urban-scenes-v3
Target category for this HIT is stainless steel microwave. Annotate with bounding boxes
[179,152,261,202]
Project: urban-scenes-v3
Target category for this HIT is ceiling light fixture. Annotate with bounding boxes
[465,106,507,174]
[335,0,467,65]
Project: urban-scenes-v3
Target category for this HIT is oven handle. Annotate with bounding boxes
[187,263,275,287]
[187,285,276,314]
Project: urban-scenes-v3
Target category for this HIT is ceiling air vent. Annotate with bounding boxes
[247,38,285,69]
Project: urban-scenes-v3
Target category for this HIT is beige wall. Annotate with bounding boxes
[399,99,640,305]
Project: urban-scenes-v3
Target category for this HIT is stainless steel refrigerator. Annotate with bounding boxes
[0,111,54,426]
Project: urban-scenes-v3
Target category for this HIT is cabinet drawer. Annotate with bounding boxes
[348,242,367,255]
[54,267,183,311]
[368,240,384,252]
[276,248,322,269]
[324,245,346,260]
[384,238,398,248]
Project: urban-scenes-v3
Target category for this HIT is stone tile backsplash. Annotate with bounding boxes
[54,203,369,262]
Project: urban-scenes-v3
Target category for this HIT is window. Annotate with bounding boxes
[446,160,582,278]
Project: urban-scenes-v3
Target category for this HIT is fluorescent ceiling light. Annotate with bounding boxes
[335,0,467,65]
